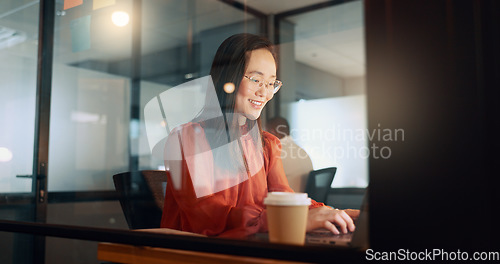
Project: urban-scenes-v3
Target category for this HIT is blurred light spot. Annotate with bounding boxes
[130,119,140,139]
[224,82,235,93]
[71,111,100,123]
[160,120,167,127]
[0,147,13,162]
[112,11,129,27]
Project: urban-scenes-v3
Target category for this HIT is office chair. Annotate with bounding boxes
[113,170,167,229]
[304,167,337,204]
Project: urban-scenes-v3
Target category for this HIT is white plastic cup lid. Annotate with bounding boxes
[263,192,311,206]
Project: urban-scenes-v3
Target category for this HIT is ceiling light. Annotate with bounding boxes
[111,11,129,27]
[0,147,13,162]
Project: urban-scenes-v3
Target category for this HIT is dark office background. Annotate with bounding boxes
[366,0,500,250]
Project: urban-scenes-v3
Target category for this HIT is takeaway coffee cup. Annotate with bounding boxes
[264,192,311,245]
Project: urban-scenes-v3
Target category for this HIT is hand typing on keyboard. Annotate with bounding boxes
[306,207,360,235]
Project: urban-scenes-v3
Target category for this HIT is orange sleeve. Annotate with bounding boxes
[161,126,324,238]
[263,132,324,209]
[161,124,269,237]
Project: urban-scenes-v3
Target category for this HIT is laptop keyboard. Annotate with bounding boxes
[308,228,353,237]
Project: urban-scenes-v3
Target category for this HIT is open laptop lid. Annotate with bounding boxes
[349,187,369,249]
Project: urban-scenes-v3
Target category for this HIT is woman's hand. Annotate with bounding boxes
[306,206,360,235]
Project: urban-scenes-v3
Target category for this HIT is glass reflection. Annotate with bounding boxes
[278,0,368,190]
[144,33,360,239]
[1,0,367,262]
[0,1,40,262]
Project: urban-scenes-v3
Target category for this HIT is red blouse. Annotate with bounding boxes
[160,122,324,238]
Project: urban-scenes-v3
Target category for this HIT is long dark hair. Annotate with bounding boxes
[193,34,277,173]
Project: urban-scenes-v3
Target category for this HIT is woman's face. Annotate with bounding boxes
[234,48,277,125]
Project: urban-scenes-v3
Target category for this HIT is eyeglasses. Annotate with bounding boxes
[244,75,282,94]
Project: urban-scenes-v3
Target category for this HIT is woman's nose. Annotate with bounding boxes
[255,84,268,97]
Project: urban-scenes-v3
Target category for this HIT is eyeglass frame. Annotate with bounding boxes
[244,75,282,94]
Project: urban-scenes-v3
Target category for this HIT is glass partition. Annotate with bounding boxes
[277,0,368,193]
[0,1,39,194]
[49,0,260,192]
[45,0,262,262]
[1,0,367,263]
[0,1,40,263]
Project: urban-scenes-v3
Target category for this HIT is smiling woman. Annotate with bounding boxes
[160,33,359,238]
[235,48,280,124]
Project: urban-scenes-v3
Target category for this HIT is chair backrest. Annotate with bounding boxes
[113,170,167,229]
[304,167,337,204]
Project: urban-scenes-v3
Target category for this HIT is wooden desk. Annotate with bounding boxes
[97,229,308,264]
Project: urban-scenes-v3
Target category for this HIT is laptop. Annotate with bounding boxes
[305,189,369,249]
